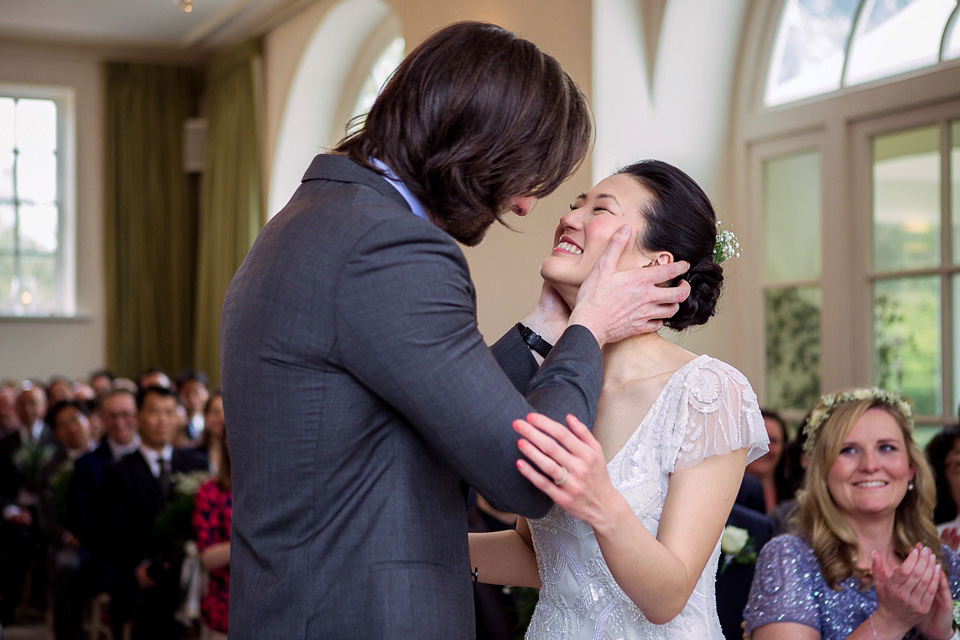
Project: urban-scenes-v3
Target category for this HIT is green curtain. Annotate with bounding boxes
[104,63,199,379]
[193,40,264,386]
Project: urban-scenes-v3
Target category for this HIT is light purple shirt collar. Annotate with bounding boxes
[370,157,429,221]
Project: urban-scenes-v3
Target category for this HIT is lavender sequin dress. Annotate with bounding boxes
[525,356,768,639]
[744,534,960,639]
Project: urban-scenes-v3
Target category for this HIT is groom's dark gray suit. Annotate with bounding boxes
[221,154,604,639]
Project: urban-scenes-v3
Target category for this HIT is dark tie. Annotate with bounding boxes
[158,457,172,499]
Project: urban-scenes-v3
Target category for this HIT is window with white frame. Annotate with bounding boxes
[0,88,73,317]
[740,0,960,439]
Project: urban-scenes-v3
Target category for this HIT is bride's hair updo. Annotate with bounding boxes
[618,160,723,331]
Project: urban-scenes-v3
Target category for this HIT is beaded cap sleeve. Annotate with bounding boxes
[657,355,767,473]
[525,355,766,639]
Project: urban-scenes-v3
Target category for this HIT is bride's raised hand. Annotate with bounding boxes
[520,283,571,347]
[513,412,622,527]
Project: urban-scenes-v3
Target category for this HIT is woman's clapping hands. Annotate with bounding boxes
[872,544,955,640]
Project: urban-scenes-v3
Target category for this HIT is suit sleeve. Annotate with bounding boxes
[336,219,603,517]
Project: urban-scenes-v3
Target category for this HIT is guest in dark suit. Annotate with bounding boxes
[735,473,766,514]
[104,386,207,640]
[67,388,140,596]
[221,21,690,640]
[37,400,94,640]
[716,504,775,640]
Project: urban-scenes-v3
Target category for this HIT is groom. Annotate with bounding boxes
[222,21,689,639]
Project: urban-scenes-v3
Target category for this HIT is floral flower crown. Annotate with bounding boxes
[713,222,741,264]
[801,387,913,454]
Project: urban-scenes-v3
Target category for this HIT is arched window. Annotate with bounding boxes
[348,36,405,126]
[765,0,960,107]
[736,0,960,439]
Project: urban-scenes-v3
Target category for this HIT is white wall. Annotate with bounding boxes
[0,41,106,382]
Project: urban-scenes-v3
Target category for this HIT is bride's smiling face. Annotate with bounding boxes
[540,173,670,304]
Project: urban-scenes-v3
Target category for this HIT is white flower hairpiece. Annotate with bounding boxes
[801,387,913,454]
[714,222,741,264]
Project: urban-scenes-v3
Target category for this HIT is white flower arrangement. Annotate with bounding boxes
[713,222,741,264]
[802,387,913,454]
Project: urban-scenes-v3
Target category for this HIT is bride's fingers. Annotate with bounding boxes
[516,433,569,484]
[513,417,576,461]
[516,457,564,495]
[522,412,593,454]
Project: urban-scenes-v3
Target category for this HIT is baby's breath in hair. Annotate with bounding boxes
[801,387,913,454]
[713,222,741,264]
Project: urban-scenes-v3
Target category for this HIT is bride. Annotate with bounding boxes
[469,160,769,638]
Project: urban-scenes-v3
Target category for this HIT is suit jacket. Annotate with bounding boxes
[66,441,115,549]
[221,154,605,639]
[716,504,775,640]
[104,449,208,591]
[735,473,766,514]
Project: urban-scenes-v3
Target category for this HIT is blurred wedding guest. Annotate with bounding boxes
[104,386,207,640]
[67,388,140,595]
[176,370,209,446]
[192,420,232,640]
[767,419,810,534]
[744,388,960,640]
[47,378,74,406]
[744,409,788,514]
[196,393,225,473]
[715,503,774,640]
[925,425,960,547]
[38,400,93,640]
[15,384,51,446]
[88,370,114,397]
[0,383,18,434]
[137,368,172,392]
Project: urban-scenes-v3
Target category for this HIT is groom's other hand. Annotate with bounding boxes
[569,225,690,347]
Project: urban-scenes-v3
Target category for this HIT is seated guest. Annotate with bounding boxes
[744,409,788,514]
[196,393,224,473]
[925,425,960,545]
[67,388,140,595]
[104,386,207,640]
[175,370,209,446]
[38,400,93,640]
[88,370,114,398]
[47,378,74,407]
[192,416,232,640]
[137,369,172,392]
[744,388,960,640]
[716,503,774,640]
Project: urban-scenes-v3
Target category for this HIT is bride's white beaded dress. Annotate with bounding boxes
[525,355,768,640]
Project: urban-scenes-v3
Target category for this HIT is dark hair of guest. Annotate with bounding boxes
[618,159,723,330]
[335,21,592,230]
[136,385,177,410]
[925,424,960,524]
[46,399,89,428]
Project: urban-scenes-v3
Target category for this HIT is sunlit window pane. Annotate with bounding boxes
[764,150,821,282]
[0,98,14,155]
[349,37,405,126]
[951,275,960,417]
[874,275,941,415]
[18,203,58,253]
[845,0,955,86]
[873,125,939,271]
[953,121,960,264]
[765,286,822,411]
[764,0,859,106]
[17,150,57,204]
[946,10,960,60]
[0,151,12,201]
[0,202,13,252]
[16,99,57,153]
[18,255,56,314]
